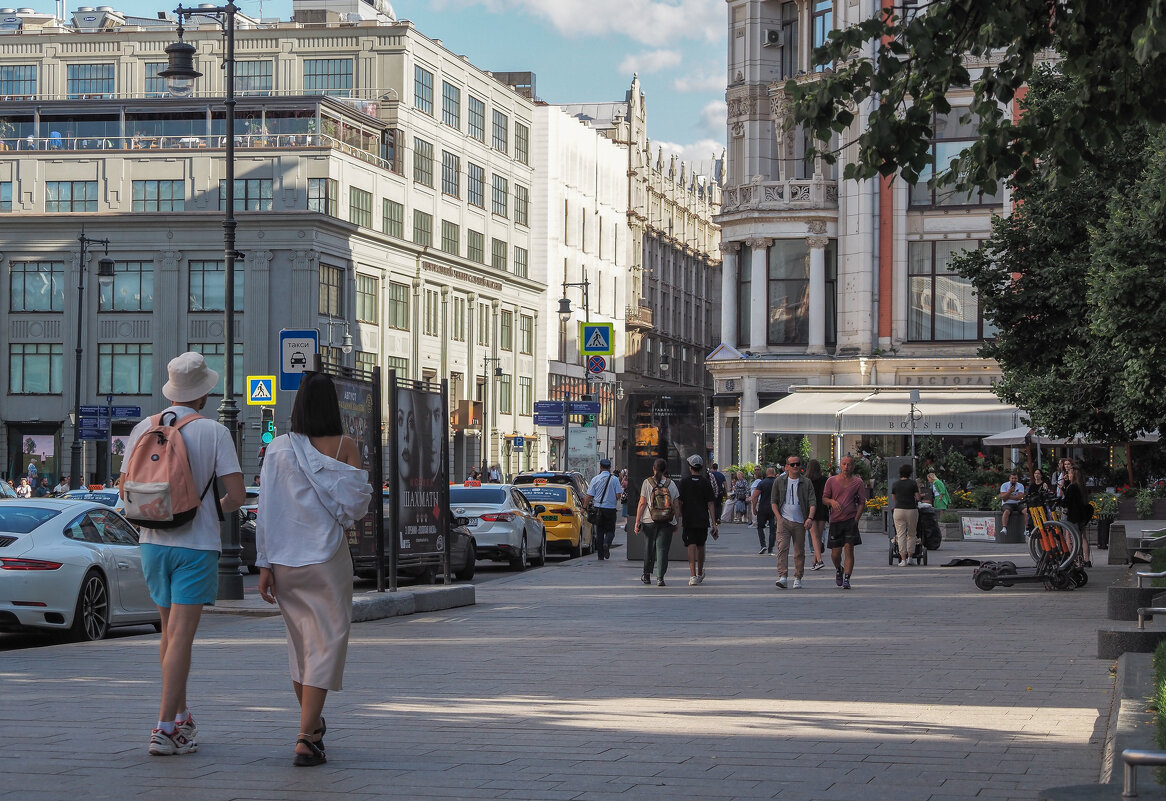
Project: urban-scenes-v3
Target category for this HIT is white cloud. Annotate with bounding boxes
[429,0,723,45]
[698,100,727,136]
[655,137,724,177]
[672,66,725,93]
[618,49,683,75]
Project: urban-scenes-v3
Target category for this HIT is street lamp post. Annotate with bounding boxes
[558,278,591,473]
[70,230,115,490]
[162,3,245,600]
[481,355,501,478]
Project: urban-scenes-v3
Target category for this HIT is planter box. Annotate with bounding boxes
[1117,498,1166,520]
[938,521,961,541]
[954,510,1024,543]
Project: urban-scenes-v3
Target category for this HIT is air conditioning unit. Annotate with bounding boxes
[763,28,780,47]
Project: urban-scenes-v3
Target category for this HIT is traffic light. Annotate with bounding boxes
[261,407,276,445]
[583,414,595,427]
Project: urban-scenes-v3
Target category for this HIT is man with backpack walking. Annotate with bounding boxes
[584,458,621,560]
[633,458,680,586]
[676,455,718,585]
[120,352,246,756]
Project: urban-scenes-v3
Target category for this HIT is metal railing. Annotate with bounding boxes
[1122,748,1166,796]
[1136,571,1166,589]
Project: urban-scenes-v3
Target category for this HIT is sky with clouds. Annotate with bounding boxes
[26,0,728,173]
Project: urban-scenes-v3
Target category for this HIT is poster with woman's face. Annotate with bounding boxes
[334,374,378,558]
[394,385,448,554]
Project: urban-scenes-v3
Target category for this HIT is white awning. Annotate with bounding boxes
[755,389,1021,436]
[982,426,1161,446]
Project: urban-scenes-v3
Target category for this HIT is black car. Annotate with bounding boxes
[351,492,476,583]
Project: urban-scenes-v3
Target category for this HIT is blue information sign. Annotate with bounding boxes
[513,436,525,451]
[533,401,563,414]
[79,429,108,440]
[280,328,320,391]
[533,413,565,427]
[113,405,142,418]
[79,405,109,418]
[79,417,107,429]
[569,401,601,415]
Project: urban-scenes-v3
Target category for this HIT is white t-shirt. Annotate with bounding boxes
[781,476,805,523]
[1000,481,1025,504]
[123,406,242,552]
[639,477,680,525]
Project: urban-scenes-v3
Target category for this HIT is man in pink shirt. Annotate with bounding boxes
[821,455,868,590]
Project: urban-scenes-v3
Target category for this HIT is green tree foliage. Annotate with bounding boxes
[789,0,1166,195]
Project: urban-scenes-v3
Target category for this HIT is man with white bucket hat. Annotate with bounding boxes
[121,352,246,756]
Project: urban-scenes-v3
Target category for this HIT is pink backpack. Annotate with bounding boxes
[121,412,214,530]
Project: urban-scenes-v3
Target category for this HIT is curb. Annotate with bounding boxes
[1101,651,1158,785]
[204,584,476,622]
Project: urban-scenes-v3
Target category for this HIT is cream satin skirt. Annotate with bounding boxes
[272,539,354,691]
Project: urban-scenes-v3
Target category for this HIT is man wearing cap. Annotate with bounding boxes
[584,458,621,560]
[676,455,718,585]
[121,352,246,756]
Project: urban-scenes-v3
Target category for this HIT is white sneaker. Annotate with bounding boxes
[758,548,768,555]
[148,728,197,756]
[695,573,704,584]
[899,560,908,566]
[775,576,787,589]
[792,577,802,589]
[688,576,699,586]
[176,713,198,745]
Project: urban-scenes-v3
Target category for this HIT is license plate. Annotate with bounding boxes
[466,517,479,526]
[542,514,559,522]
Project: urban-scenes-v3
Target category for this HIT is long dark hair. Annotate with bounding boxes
[806,459,823,481]
[289,372,343,436]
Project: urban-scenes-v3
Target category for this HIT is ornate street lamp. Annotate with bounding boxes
[71,230,115,490]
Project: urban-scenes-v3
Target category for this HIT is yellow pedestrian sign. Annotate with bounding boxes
[580,322,614,356]
[247,376,276,405]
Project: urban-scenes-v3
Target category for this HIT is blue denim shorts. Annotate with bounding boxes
[140,543,219,607]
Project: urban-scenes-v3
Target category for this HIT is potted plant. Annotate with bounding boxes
[1093,491,1118,549]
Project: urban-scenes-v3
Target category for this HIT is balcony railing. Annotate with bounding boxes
[719,178,838,214]
[625,304,653,330]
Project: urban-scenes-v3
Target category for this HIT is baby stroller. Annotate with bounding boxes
[888,507,934,565]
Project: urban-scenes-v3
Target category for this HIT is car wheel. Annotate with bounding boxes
[69,570,110,642]
[532,536,546,567]
[570,535,583,559]
[455,539,477,581]
[509,536,529,571]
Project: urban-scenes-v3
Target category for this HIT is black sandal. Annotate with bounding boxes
[314,717,326,750]
[293,734,326,767]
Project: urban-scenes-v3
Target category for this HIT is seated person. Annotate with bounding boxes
[999,472,1026,532]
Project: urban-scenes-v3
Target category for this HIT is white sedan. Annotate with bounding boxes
[451,483,547,571]
[0,499,160,641]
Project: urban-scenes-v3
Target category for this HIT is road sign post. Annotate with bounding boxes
[279,329,319,391]
[579,323,615,356]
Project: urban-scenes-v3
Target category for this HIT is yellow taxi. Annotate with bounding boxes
[515,481,594,559]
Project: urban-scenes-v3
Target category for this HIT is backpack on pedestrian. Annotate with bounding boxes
[121,412,217,530]
[649,479,675,523]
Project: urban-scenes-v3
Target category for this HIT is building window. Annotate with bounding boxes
[491,239,507,272]
[766,239,810,345]
[467,163,485,207]
[514,184,529,227]
[514,246,528,278]
[492,109,509,153]
[491,175,509,217]
[9,343,63,394]
[189,260,243,312]
[423,289,439,336]
[308,178,337,215]
[99,261,153,312]
[188,342,243,396]
[811,0,833,72]
[500,310,513,350]
[467,230,485,263]
[356,273,378,324]
[385,128,404,174]
[10,261,65,312]
[737,244,751,346]
[468,95,486,141]
[514,122,529,165]
[413,210,433,247]
[498,374,512,414]
[218,178,273,211]
[303,58,353,96]
[413,138,434,187]
[908,240,994,341]
[911,105,1002,208]
[519,314,533,355]
[0,181,10,213]
[442,81,460,128]
[235,60,273,95]
[349,187,373,227]
[440,220,460,256]
[414,65,434,115]
[144,62,166,97]
[441,151,461,198]
[518,376,532,415]
[0,64,36,96]
[383,198,404,238]
[477,303,490,345]
[356,351,377,374]
[319,263,344,317]
[67,63,114,98]
[97,343,152,395]
[451,295,466,342]
[388,281,409,330]
[46,181,97,212]
[132,180,184,212]
[385,355,408,377]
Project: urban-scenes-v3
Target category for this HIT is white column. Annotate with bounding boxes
[747,238,770,350]
[807,235,828,354]
[719,242,739,348]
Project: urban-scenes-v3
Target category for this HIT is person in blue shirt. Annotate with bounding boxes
[584,458,621,560]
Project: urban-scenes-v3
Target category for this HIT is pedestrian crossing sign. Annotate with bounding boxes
[579,322,614,356]
[247,376,276,406]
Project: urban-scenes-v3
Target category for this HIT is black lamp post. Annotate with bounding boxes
[481,356,502,478]
[557,278,592,472]
[162,3,245,600]
[70,230,115,490]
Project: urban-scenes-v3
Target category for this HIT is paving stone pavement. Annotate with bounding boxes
[0,524,1118,801]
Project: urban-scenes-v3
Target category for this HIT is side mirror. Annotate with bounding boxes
[534,505,546,514]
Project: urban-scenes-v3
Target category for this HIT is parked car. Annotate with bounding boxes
[0,481,16,499]
[512,471,587,497]
[0,498,161,641]
[349,491,477,583]
[450,483,546,570]
[62,488,125,515]
[515,483,593,558]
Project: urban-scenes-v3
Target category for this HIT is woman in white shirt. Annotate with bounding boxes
[257,372,372,767]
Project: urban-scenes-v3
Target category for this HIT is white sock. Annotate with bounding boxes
[174,711,190,724]
[157,720,177,735]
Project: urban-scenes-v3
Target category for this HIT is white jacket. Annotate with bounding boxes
[256,433,372,568]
